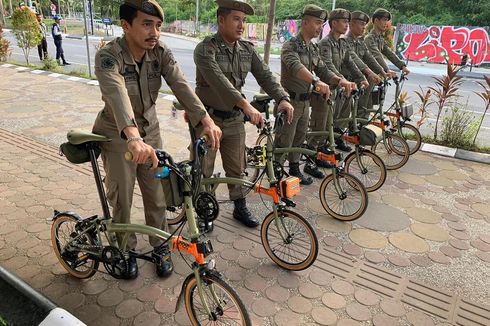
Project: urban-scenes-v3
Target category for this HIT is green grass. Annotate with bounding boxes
[0,316,9,326]
[255,46,281,56]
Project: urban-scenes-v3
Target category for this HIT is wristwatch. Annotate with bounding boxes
[311,76,320,86]
[279,95,291,104]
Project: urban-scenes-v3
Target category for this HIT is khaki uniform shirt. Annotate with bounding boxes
[194,33,287,111]
[92,36,206,152]
[280,33,336,95]
[343,32,384,76]
[318,32,366,84]
[364,31,406,72]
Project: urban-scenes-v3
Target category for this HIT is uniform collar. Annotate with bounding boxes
[215,32,241,53]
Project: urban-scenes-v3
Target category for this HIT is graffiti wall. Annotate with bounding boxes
[395,24,490,66]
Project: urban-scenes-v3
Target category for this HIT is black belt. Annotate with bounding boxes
[287,90,311,101]
[206,107,241,120]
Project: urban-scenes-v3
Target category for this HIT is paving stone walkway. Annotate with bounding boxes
[1,65,490,325]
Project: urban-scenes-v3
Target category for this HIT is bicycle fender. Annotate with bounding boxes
[174,273,195,313]
[51,210,83,222]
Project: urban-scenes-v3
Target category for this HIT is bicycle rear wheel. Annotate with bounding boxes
[319,171,368,221]
[371,134,410,170]
[344,149,387,192]
[51,214,99,279]
[397,123,422,155]
[184,273,251,325]
[261,209,318,271]
[167,205,186,226]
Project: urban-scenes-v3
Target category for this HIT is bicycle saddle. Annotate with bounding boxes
[253,93,272,102]
[67,129,111,145]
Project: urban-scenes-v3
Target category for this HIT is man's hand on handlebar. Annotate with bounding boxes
[314,80,330,98]
[277,100,294,124]
[338,78,357,97]
[242,102,264,128]
[200,114,222,150]
[359,80,370,91]
[368,72,382,85]
[127,139,159,169]
[401,66,410,75]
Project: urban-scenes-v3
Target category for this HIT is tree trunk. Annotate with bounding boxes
[0,0,6,26]
[263,0,276,65]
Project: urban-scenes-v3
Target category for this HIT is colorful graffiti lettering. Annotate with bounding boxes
[277,20,298,43]
[396,24,490,66]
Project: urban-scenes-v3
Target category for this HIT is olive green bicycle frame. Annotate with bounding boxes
[72,151,218,317]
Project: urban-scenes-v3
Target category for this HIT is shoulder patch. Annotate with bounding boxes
[100,55,116,70]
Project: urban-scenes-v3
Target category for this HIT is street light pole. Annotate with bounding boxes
[332,0,336,10]
[195,0,199,35]
[82,0,92,77]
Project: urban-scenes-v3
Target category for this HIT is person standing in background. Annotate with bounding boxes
[36,14,48,61]
[52,15,70,65]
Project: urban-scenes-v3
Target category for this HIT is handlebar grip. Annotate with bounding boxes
[125,152,133,161]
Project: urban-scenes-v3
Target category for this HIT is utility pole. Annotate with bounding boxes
[332,0,336,10]
[195,0,199,35]
[0,0,6,26]
[263,0,276,65]
[81,0,92,77]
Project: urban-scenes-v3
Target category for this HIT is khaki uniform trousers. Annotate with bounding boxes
[274,99,310,163]
[308,94,331,150]
[101,149,167,251]
[358,81,376,119]
[197,113,247,201]
[334,93,352,130]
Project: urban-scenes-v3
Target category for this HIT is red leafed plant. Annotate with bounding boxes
[473,75,490,146]
[429,63,463,140]
[413,86,432,128]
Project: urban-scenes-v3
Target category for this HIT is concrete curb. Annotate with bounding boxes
[1,62,489,165]
[0,265,86,325]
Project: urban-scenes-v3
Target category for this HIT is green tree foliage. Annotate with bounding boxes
[12,7,42,65]
[63,0,489,27]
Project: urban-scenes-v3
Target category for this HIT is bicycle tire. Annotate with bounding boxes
[319,171,368,221]
[166,205,186,226]
[184,273,251,326]
[261,209,318,271]
[344,149,387,192]
[397,123,422,155]
[51,214,99,279]
[371,134,410,170]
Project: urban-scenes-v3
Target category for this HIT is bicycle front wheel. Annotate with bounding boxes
[51,214,99,279]
[319,171,368,221]
[244,134,268,184]
[184,273,251,326]
[371,134,410,170]
[261,209,319,271]
[397,123,422,155]
[344,149,387,192]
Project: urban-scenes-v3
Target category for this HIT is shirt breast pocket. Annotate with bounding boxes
[126,81,139,96]
[148,76,161,104]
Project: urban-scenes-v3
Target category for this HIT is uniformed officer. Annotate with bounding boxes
[343,11,385,118]
[276,4,347,185]
[193,0,294,227]
[365,8,410,81]
[92,0,221,279]
[306,8,364,163]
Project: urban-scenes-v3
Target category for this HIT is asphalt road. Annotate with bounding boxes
[4,31,490,144]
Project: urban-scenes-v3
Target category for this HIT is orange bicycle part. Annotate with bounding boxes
[342,134,360,145]
[171,236,206,265]
[316,152,337,166]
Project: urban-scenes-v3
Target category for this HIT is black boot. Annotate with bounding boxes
[153,244,173,278]
[233,198,259,227]
[289,162,313,185]
[335,138,352,152]
[304,163,325,178]
[125,256,138,279]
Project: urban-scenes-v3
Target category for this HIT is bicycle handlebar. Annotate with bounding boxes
[124,137,208,171]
